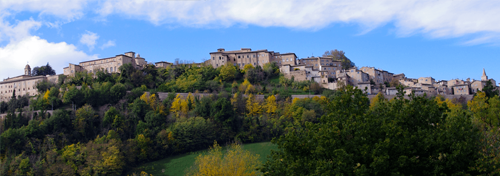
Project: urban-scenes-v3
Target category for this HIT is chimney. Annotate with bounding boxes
[241,48,251,52]
[217,48,225,52]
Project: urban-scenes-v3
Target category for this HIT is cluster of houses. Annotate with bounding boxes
[210,48,498,96]
[0,49,498,103]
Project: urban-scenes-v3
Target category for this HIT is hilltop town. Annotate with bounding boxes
[0,48,498,102]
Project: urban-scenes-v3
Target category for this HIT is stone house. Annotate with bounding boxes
[209,48,297,69]
[63,52,147,76]
[1,64,59,102]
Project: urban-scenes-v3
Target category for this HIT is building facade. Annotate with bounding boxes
[63,52,147,76]
[1,64,59,102]
[209,48,297,69]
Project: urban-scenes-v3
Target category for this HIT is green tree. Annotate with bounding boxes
[219,64,237,82]
[262,85,483,175]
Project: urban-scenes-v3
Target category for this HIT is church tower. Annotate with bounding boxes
[481,68,488,81]
[25,64,31,76]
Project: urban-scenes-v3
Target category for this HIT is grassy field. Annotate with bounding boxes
[128,142,278,176]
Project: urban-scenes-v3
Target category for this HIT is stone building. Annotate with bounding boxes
[1,64,59,102]
[452,84,470,95]
[63,52,147,76]
[360,67,393,85]
[155,61,173,69]
[470,69,497,94]
[209,48,297,69]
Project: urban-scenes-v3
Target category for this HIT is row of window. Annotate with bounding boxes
[81,58,119,66]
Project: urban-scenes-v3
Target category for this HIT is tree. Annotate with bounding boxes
[261,85,483,175]
[246,94,261,116]
[110,83,126,103]
[243,64,255,73]
[323,49,355,69]
[32,62,56,76]
[219,64,237,82]
[188,142,261,176]
[370,92,386,108]
[74,104,98,140]
[483,80,499,98]
[264,95,277,115]
[390,78,400,87]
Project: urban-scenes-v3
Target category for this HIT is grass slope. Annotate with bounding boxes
[129,142,278,176]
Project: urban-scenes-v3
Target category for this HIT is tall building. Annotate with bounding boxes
[0,64,59,102]
[209,48,297,69]
[63,52,148,76]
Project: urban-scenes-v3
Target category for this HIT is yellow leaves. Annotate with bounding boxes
[219,64,237,81]
[43,89,50,105]
[188,141,261,176]
[370,92,386,109]
[243,64,255,73]
[246,94,262,116]
[264,95,277,115]
[170,94,189,117]
[171,94,182,114]
[245,84,255,95]
[292,97,300,105]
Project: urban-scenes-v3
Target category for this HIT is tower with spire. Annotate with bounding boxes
[481,68,488,81]
[25,63,31,76]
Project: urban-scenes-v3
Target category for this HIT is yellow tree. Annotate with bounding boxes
[180,99,189,117]
[219,64,237,81]
[264,95,277,115]
[43,89,51,106]
[239,79,252,93]
[171,94,183,114]
[187,92,196,109]
[370,92,386,109]
[243,64,255,73]
[468,91,489,124]
[246,94,261,116]
[245,84,255,95]
[188,141,261,176]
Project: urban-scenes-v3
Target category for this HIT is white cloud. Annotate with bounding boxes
[100,40,116,50]
[96,0,500,44]
[0,12,97,80]
[0,0,87,21]
[80,31,99,51]
[0,36,98,79]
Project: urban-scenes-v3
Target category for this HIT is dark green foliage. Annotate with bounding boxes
[131,98,149,120]
[144,111,165,135]
[210,98,236,131]
[103,107,120,128]
[31,62,56,76]
[483,80,499,98]
[194,96,212,118]
[35,79,55,94]
[110,83,126,103]
[168,117,216,153]
[0,101,7,113]
[261,86,483,175]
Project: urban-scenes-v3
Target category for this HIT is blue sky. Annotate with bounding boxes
[0,0,499,83]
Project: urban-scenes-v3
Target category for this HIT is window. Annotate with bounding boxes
[219,57,221,60]
[238,56,240,58]
[247,55,249,58]
[212,57,215,60]
[216,64,218,66]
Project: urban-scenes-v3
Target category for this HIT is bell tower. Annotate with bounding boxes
[25,63,31,76]
[481,68,488,81]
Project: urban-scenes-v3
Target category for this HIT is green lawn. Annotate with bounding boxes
[128,142,278,176]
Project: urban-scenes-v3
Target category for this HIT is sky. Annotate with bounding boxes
[0,0,499,83]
